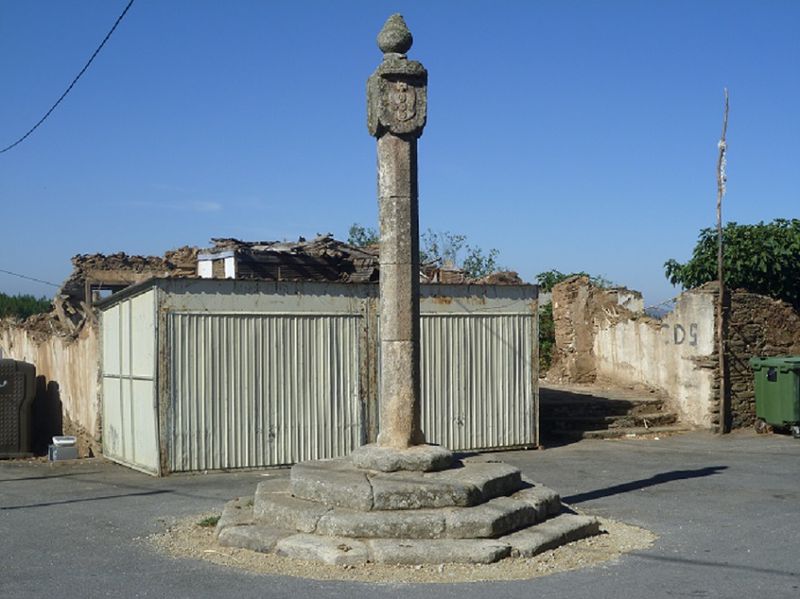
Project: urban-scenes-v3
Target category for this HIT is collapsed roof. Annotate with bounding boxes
[4,234,522,337]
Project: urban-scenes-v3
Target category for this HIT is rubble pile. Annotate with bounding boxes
[207,235,380,283]
[5,236,524,337]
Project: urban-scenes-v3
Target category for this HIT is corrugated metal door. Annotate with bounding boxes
[101,290,160,474]
[420,313,535,450]
[168,313,362,472]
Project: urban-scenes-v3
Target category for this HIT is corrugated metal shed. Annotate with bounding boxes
[97,278,538,475]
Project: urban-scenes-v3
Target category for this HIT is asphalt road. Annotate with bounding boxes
[2,430,799,598]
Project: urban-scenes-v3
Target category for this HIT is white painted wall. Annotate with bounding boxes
[197,259,212,278]
[593,290,715,427]
[101,289,159,474]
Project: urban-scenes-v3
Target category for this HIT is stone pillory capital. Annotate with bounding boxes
[367,15,427,139]
[377,14,413,55]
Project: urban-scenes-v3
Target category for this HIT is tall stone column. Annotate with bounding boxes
[352,14,451,471]
[368,14,427,450]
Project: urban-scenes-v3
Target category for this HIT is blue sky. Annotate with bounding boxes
[1,0,798,305]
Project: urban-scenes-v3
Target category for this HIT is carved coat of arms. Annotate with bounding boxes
[367,58,427,138]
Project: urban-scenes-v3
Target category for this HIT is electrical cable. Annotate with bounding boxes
[0,0,136,154]
[0,268,60,288]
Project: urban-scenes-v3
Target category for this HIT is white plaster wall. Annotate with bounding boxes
[197,260,213,278]
[0,323,100,451]
[593,291,715,427]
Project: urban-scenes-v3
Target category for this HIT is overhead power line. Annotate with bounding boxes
[0,0,136,154]
[0,268,60,288]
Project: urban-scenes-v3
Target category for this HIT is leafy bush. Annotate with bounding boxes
[538,303,555,372]
[664,219,800,307]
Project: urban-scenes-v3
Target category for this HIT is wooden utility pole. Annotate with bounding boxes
[717,89,730,434]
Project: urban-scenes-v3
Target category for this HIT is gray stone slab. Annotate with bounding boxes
[444,497,537,539]
[369,472,477,510]
[290,459,374,510]
[366,538,511,565]
[255,477,290,497]
[214,497,255,538]
[500,514,602,558]
[513,480,562,521]
[217,524,291,554]
[316,508,446,539]
[350,443,453,472]
[442,461,523,501]
[253,492,329,533]
[275,534,369,566]
[286,458,527,511]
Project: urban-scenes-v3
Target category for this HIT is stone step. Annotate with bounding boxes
[365,538,511,565]
[499,514,601,558]
[290,457,522,511]
[540,384,667,403]
[253,482,562,540]
[220,514,600,566]
[220,513,601,565]
[542,411,678,430]
[582,424,691,439]
[555,424,692,440]
[541,396,666,412]
[608,411,678,428]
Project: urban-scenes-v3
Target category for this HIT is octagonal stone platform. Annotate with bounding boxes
[216,454,601,565]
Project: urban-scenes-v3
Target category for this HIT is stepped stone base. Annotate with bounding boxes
[217,452,601,566]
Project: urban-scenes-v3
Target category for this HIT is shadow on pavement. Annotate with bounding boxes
[563,466,728,504]
[636,552,800,579]
[0,471,103,484]
[1,489,171,511]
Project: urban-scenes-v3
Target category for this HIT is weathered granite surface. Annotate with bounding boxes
[350,443,453,473]
[219,452,599,565]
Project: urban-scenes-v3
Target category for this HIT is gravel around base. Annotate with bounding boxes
[145,511,656,583]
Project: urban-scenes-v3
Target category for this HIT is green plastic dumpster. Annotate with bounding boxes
[749,356,800,438]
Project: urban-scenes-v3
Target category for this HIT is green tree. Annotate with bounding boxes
[664,219,800,307]
[347,223,379,247]
[348,223,503,278]
[0,293,52,319]
[420,229,500,278]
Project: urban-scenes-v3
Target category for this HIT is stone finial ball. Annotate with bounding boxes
[377,14,413,54]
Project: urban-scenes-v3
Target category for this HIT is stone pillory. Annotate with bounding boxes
[366,14,429,454]
[214,16,601,566]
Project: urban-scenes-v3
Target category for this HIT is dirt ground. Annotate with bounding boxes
[146,512,656,584]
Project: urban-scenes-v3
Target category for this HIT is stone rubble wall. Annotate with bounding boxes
[547,277,716,428]
[547,276,800,430]
[548,277,609,383]
[725,290,800,428]
[0,319,100,456]
[547,276,645,385]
